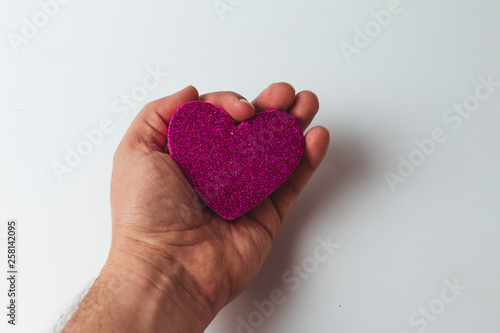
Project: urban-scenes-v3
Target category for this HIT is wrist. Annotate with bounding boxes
[64,237,214,333]
[105,238,215,332]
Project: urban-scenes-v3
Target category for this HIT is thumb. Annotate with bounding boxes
[118,85,199,153]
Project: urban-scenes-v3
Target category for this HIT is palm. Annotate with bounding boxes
[119,150,279,308]
[111,84,329,314]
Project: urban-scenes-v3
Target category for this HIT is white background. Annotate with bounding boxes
[1,0,499,332]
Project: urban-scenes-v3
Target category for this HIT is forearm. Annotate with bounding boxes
[62,244,214,333]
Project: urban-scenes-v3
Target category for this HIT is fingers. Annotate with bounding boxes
[116,82,321,160]
[119,85,199,153]
[269,126,330,222]
[199,91,255,122]
[252,83,319,131]
[288,91,320,131]
[145,85,200,124]
[197,84,319,132]
[252,82,296,113]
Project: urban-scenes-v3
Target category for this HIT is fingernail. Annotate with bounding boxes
[239,98,255,109]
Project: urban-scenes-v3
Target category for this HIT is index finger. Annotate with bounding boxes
[199,91,255,122]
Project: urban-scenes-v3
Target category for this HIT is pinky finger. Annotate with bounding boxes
[269,126,330,222]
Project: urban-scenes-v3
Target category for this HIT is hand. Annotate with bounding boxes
[63,83,329,333]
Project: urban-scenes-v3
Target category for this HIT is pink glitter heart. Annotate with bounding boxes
[167,101,304,220]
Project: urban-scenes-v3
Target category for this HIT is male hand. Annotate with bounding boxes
[63,83,329,333]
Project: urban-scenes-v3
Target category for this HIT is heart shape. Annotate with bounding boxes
[167,101,304,220]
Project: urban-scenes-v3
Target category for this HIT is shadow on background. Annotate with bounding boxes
[212,129,371,332]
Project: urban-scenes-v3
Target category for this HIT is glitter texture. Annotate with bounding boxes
[167,101,304,220]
